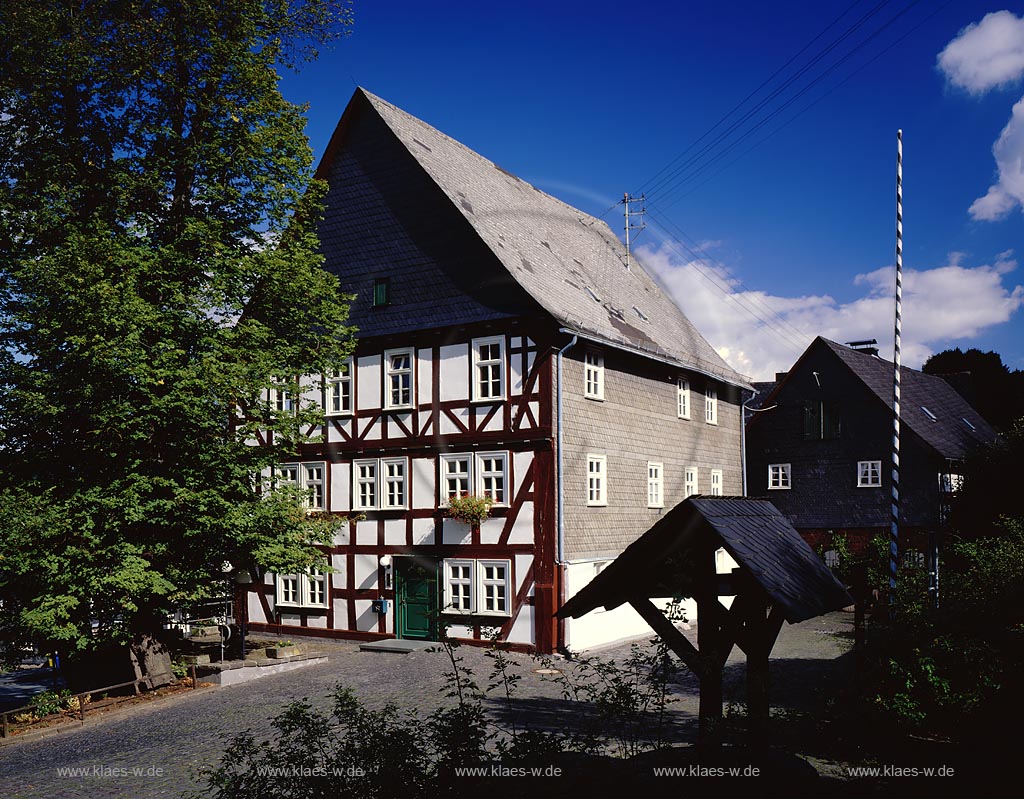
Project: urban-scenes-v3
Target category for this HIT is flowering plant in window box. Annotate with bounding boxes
[444,494,494,526]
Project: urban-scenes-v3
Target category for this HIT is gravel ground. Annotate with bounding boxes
[0,611,956,798]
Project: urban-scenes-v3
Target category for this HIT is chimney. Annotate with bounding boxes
[845,339,879,357]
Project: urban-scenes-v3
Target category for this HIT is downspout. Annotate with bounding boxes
[556,334,578,564]
[556,334,577,653]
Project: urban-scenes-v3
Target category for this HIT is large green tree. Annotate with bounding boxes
[0,1,355,658]
[922,347,1024,431]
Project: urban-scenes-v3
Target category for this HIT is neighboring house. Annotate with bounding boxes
[745,337,996,556]
[244,88,750,653]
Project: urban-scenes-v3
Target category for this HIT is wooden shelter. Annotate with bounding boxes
[557,496,853,744]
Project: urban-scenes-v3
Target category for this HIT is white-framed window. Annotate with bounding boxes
[303,463,325,510]
[439,452,509,506]
[382,458,407,509]
[684,467,698,498]
[353,457,408,509]
[477,452,508,505]
[472,336,505,401]
[587,454,607,506]
[857,460,882,488]
[768,463,791,490]
[276,569,328,608]
[384,348,414,409]
[274,463,325,511]
[705,387,718,425]
[711,469,723,496]
[444,560,474,612]
[354,460,378,510]
[647,462,664,508]
[271,381,295,415]
[440,454,472,501]
[325,358,353,415]
[677,377,690,419]
[442,558,512,616]
[584,352,604,400]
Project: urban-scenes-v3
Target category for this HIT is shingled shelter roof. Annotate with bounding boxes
[558,496,853,625]
[317,88,749,389]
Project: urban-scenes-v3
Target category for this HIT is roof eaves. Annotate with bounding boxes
[558,324,754,391]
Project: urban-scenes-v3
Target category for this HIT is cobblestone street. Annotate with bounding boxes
[0,613,854,798]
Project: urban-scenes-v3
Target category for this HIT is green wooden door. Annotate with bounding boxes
[395,559,437,640]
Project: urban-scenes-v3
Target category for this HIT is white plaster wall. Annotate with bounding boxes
[412,457,434,510]
[306,615,328,629]
[354,554,378,590]
[563,560,698,652]
[412,518,436,545]
[387,413,412,440]
[507,605,534,645]
[248,592,267,623]
[355,520,376,546]
[357,355,381,409]
[479,517,503,545]
[439,344,469,402]
[443,520,472,545]
[279,612,301,626]
[331,463,351,513]
[354,600,378,632]
[384,518,405,546]
[418,348,433,405]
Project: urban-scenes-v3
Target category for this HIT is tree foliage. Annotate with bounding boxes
[0,1,355,657]
[922,347,1024,431]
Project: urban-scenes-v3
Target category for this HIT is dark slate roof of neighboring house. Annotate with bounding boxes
[344,89,749,389]
[817,338,996,460]
[558,496,853,625]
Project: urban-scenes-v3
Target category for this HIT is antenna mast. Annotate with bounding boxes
[622,193,646,270]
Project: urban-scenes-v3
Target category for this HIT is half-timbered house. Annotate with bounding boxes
[245,89,751,653]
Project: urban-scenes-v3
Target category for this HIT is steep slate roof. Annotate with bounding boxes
[343,89,748,389]
[818,338,996,459]
[558,496,853,625]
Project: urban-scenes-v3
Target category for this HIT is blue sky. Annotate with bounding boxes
[278,1,1024,380]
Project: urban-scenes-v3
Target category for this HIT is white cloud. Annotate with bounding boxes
[638,243,1024,381]
[969,96,1024,220]
[937,10,1024,94]
[938,11,1024,219]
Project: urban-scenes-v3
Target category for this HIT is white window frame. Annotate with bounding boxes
[584,351,604,400]
[382,457,408,509]
[276,569,329,609]
[677,377,690,419]
[647,461,664,508]
[476,452,508,506]
[440,453,472,502]
[684,467,698,498]
[705,387,718,425]
[710,469,723,496]
[857,460,882,488]
[383,348,414,410]
[353,459,379,510]
[271,381,296,415]
[274,462,326,511]
[472,336,505,402]
[325,358,354,416]
[443,559,475,613]
[354,457,409,510]
[441,558,512,617]
[768,463,791,490]
[587,454,607,506]
[303,463,326,510]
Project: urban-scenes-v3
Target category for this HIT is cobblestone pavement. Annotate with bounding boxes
[0,613,854,798]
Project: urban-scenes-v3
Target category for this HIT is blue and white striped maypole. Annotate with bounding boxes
[890,130,903,608]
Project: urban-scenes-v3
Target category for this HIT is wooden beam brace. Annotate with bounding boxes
[629,596,710,682]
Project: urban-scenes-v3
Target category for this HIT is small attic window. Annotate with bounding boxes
[633,306,649,322]
[584,286,601,303]
[962,417,976,431]
[921,406,937,422]
[372,277,391,307]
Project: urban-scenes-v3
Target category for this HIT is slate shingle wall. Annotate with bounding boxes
[559,345,743,560]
